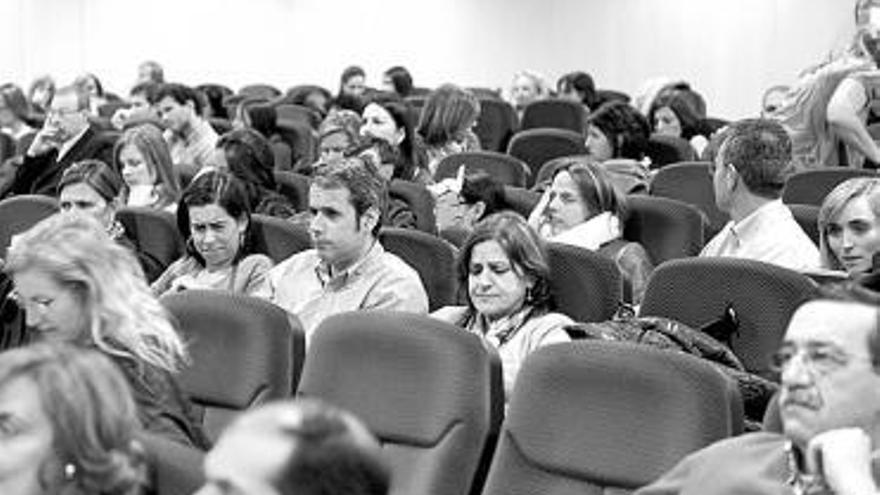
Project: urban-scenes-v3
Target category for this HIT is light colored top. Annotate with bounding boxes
[151,254,273,298]
[165,118,218,169]
[266,241,429,342]
[701,200,820,271]
[431,305,572,398]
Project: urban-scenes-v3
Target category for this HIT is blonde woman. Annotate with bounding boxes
[5,213,208,449]
[818,177,880,275]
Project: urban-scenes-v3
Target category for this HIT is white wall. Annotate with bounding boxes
[0,0,855,119]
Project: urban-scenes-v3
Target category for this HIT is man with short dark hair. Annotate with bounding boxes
[11,85,115,196]
[267,157,428,341]
[701,118,820,270]
[154,83,218,169]
[636,294,880,494]
[198,399,390,495]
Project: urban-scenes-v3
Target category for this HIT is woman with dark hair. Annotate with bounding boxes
[382,66,414,98]
[584,101,652,194]
[432,212,571,397]
[74,73,108,116]
[286,84,333,118]
[215,128,296,218]
[416,84,481,176]
[648,87,709,155]
[0,83,36,149]
[0,343,148,494]
[359,92,431,184]
[334,66,367,113]
[57,159,165,281]
[151,171,273,297]
[529,157,653,304]
[557,71,597,111]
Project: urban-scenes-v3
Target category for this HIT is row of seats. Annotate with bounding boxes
[151,303,745,495]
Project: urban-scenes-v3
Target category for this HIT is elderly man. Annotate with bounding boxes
[701,118,820,271]
[637,293,880,495]
[267,157,428,340]
[197,399,390,495]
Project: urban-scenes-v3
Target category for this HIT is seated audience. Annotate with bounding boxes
[27,75,55,114]
[382,65,414,98]
[58,159,165,281]
[360,92,431,184]
[286,84,333,119]
[74,72,108,116]
[557,71,597,112]
[529,158,653,303]
[819,177,880,276]
[114,123,181,211]
[12,84,115,196]
[111,82,160,130]
[199,398,390,495]
[636,291,880,495]
[433,212,571,398]
[230,96,269,131]
[315,109,363,170]
[416,84,481,177]
[333,65,367,113]
[136,60,164,86]
[5,213,208,449]
[0,343,148,495]
[154,83,219,169]
[648,88,709,155]
[508,70,551,120]
[584,101,652,194]
[701,118,820,271]
[266,157,429,341]
[433,170,505,243]
[0,83,37,150]
[152,171,273,297]
[215,128,296,218]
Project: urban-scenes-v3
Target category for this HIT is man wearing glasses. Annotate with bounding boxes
[10,85,114,196]
[637,294,880,495]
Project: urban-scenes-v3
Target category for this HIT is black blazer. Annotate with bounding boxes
[11,125,117,196]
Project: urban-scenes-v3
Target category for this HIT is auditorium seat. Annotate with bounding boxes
[781,168,877,206]
[639,257,818,376]
[389,179,437,234]
[298,311,503,495]
[623,195,705,264]
[250,214,312,263]
[161,290,305,442]
[379,227,458,311]
[649,161,729,237]
[787,203,820,246]
[547,242,623,322]
[646,134,697,169]
[481,340,742,494]
[238,83,281,100]
[273,170,311,212]
[434,151,531,187]
[207,117,232,135]
[0,195,58,258]
[474,98,518,152]
[276,103,321,130]
[141,432,205,495]
[520,99,586,134]
[507,128,587,187]
[116,206,184,272]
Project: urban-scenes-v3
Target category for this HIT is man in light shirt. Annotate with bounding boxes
[701,118,820,271]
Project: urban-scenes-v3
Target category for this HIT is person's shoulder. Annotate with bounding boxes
[270,249,318,276]
[240,253,274,269]
[377,248,422,277]
[431,305,469,324]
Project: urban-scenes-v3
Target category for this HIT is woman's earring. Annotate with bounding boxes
[63,463,77,481]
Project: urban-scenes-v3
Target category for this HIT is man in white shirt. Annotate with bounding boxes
[701,118,820,271]
[153,83,218,169]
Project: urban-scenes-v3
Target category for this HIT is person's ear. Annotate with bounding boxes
[467,201,486,223]
[360,206,380,233]
[392,127,405,146]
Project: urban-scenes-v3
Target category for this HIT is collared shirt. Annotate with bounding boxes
[165,118,218,169]
[56,125,90,162]
[701,200,820,271]
[266,241,429,342]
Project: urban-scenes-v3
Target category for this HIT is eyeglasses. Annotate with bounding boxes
[770,344,872,376]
